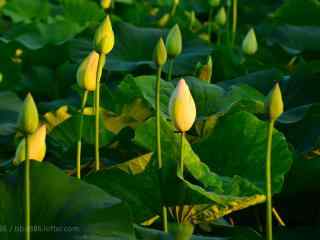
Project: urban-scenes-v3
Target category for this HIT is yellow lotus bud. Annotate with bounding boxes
[242,28,258,55]
[265,83,284,121]
[77,51,100,91]
[198,56,213,83]
[17,93,39,135]
[13,125,47,166]
[166,24,183,58]
[93,15,115,55]
[215,7,226,26]
[154,38,167,66]
[208,0,220,7]
[158,13,170,27]
[169,79,197,132]
[101,0,111,9]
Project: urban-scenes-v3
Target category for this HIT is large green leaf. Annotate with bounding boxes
[0,162,135,239]
[193,111,293,194]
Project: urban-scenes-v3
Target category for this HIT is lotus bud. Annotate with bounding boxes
[13,125,47,166]
[173,0,180,5]
[17,93,39,135]
[166,24,183,58]
[169,223,194,240]
[154,38,167,66]
[77,51,99,91]
[198,56,213,83]
[215,7,226,26]
[265,83,284,121]
[169,79,197,132]
[242,28,258,55]
[101,0,112,9]
[158,13,170,27]
[208,0,220,7]
[93,15,115,55]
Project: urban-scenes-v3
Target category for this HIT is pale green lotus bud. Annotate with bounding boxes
[198,56,213,83]
[173,0,180,5]
[242,28,258,55]
[77,51,100,91]
[208,0,220,7]
[215,7,226,26]
[169,79,197,132]
[93,15,115,55]
[13,125,47,166]
[166,24,183,58]
[154,38,167,66]
[158,13,170,27]
[17,93,39,135]
[101,0,112,9]
[265,83,284,121]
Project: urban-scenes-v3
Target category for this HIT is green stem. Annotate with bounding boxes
[76,90,89,179]
[156,66,168,232]
[226,1,231,45]
[25,135,30,240]
[171,3,178,17]
[167,59,174,81]
[178,132,185,177]
[95,54,106,172]
[232,0,238,45]
[266,120,274,240]
[208,8,213,43]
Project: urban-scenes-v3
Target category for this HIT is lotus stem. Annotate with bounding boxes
[76,90,89,179]
[155,66,168,232]
[232,0,238,45]
[25,135,30,240]
[95,54,106,171]
[266,120,275,240]
[167,59,174,81]
[171,3,178,17]
[273,208,286,227]
[178,132,185,176]
[208,8,213,42]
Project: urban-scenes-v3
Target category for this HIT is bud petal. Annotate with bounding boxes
[93,15,115,55]
[158,13,170,27]
[198,56,213,83]
[169,79,197,132]
[169,223,194,240]
[13,125,47,166]
[154,38,167,66]
[166,24,183,58]
[208,0,220,7]
[215,7,226,26]
[77,51,100,91]
[17,93,39,135]
[242,28,258,55]
[265,83,284,121]
[101,0,112,9]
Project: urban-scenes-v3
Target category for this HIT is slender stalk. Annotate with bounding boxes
[155,66,168,232]
[208,8,213,43]
[273,208,286,227]
[178,132,185,176]
[167,59,174,81]
[266,120,275,240]
[76,90,89,179]
[25,135,30,240]
[171,3,178,17]
[226,1,232,45]
[95,54,106,171]
[232,0,238,45]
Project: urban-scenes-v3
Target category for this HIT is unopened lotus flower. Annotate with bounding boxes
[166,24,182,58]
[17,93,39,135]
[169,79,197,132]
[265,83,284,121]
[77,51,100,91]
[215,7,226,26]
[101,0,111,9]
[13,125,46,166]
[93,15,115,55]
[208,0,220,7]
[242,28,258,55]
[154,38,167,66]
[198,56,213,82]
